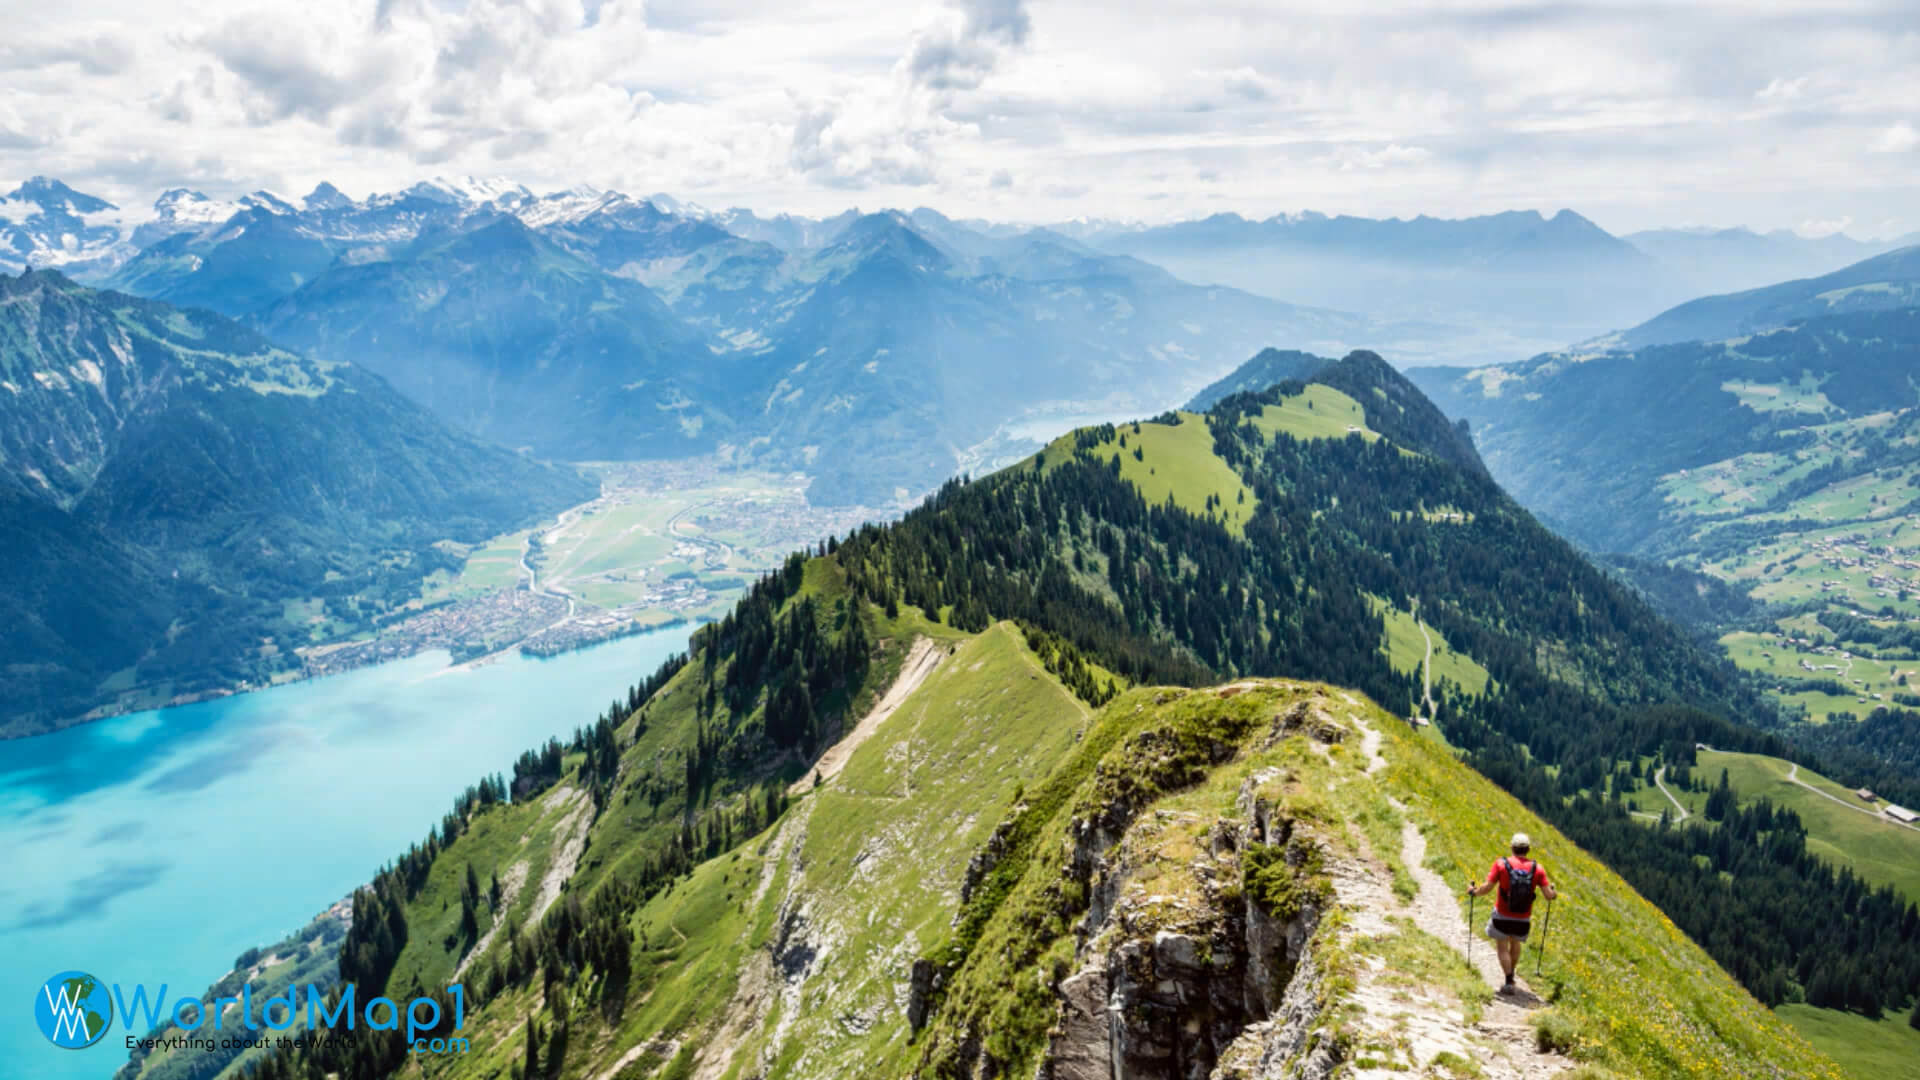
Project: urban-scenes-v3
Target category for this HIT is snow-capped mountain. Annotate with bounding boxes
[0,177,136,276]
[131,188,302,247]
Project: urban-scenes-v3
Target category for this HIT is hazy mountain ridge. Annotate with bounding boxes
[1623,225,1905,296]
[1083,206,1645,266]
[0,270,594,736]
[1608,243,1920,349]
[253,217,737,462]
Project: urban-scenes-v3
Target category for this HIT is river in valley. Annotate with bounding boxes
[0,625,692,1080]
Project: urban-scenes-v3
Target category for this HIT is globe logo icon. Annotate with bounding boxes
[34,971,113,1049]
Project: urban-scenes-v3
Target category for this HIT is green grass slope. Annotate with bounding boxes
[1777,1004,1920,1080]
[1039,412,1258,532]
[1699,749,1920,901]
[354,619,1092,1080]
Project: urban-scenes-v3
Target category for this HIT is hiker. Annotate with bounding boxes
[1466,832,1557,993]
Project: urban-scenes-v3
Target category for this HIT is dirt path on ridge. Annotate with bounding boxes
[789,637,945,795]
[1339,713,1568,1078]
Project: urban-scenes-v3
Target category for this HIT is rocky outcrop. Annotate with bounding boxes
[907,958,941,1032]
[1036,762,1340,1080]
[956,817,1019,913]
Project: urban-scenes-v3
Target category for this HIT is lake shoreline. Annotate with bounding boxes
[5,625,697,1080]
[8,612,708,745]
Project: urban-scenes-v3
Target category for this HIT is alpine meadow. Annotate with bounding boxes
[6,4,1920,1080]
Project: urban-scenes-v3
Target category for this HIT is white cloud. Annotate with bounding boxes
[1797,215,1852,238]
[1871,121,1918,153]
[1324,144,1433,171]
[0,0,1914,234]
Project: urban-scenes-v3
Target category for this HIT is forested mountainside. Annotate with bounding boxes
[0,270,592,735]
[1412,307,1920,558]
[173,348,1918,1080]
[1409,307,1920,773]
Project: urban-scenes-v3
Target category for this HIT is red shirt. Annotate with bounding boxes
[1487,856,1548,919]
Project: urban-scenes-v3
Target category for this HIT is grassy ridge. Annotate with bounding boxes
[369,619,1092,1080]
[1383,700,1846,1080]
[911,679,1839,1080]
[1042,412,1257,532]
[1245,382,1378,443]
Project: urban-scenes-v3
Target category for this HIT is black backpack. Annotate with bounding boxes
[1501,857,1538,915]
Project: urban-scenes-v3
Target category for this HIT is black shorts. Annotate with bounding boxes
[1488,916,1531,941]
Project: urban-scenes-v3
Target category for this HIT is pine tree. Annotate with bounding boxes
[524,1017,541,1078]
[458,899,478,951]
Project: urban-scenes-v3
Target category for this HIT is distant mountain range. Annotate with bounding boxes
[0,177,134,278]
[1621,225,1912,297]
[10,172,1915,507]
[1061,209,1913,352]
[1078,207,1646,266]
[0,270,591,736]
[9,175,1383,504]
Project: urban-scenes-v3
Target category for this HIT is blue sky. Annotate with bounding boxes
[1,0,1916,236]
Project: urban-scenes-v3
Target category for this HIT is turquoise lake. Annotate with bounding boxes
[0,626,691,1080]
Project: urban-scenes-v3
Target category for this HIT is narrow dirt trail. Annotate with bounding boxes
[789,637,945,795]
[1341,715,1568,1078]
[452,860,528,980]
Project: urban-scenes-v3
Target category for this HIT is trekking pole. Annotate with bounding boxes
[1535,896,1554,977]
[1466,885,1476,969]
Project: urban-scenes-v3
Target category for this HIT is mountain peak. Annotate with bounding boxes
[437,215,543,260]
[1545,207,1604,232]
[241,190,297,215]
[404,176,534,207]
[303,182,353,211]
[154,187,212,209]
[3,176,116,213]
[834,212,947,265]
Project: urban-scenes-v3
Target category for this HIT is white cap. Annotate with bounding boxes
[1510,832,1531,850]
